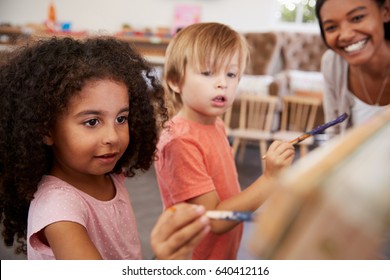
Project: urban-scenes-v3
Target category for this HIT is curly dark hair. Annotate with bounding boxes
[0,36,168,255]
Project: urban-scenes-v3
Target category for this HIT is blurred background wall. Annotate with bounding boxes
[0,0,318,33]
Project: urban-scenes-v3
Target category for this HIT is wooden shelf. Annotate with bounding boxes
[0,27,170,65]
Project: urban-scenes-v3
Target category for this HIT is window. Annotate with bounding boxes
[277,0,317,24]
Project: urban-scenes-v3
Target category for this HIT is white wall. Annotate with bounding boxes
[0,0,318,34]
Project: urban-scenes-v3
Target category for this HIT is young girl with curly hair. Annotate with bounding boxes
[0,37,210,260]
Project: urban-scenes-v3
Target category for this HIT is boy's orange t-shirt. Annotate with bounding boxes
[155,116,243,260]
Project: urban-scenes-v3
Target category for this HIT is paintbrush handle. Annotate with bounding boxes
[289,133,311,145]
[206,210,254,222]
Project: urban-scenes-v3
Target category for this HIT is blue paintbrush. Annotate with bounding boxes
[206,210,255,222]
[289,112,349,145]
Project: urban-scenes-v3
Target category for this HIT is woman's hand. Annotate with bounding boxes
[150,203,210,260]
[263,140,295,178]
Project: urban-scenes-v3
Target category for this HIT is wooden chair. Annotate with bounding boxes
[222,104,233,136]
[272,95,322,157]
[222,97,243,137]
[229,94,278,169]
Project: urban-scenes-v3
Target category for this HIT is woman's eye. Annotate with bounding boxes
[84,119,99,127]
[352,15,364,22]
[324,25,336,33]
[117,115,128,124]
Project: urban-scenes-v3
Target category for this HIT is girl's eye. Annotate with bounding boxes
[227,72,237,78]
[201,71,212,76]
[84,119,99,127]
[116,115,128,124]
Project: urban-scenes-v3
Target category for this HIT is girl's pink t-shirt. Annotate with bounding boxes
[27,173,142,260]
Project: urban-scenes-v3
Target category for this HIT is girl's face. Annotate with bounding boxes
[45,79,130,180]
[170,52,241,125]
[320,0,389,65]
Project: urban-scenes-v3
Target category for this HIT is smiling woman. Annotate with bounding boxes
[315,0,390,136]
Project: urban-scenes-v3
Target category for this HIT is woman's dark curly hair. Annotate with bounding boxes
[0,36,168,255]
[316,0,390,47]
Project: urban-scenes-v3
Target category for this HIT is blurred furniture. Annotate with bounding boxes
[0,25,170,66]
[272,95,322,157]
[229,94,278,169]
[225,32,282,143]
[115,34,170,65]
[239,32,283,97]
[242,31,327,131]
[0,26,327,87]
[241,31,328,97]
[249,107,390,259]
[222,103,234,136]
[244,32,282,76]
[274,31,328,98]
[0,25,29,45]
[280,31,327,72]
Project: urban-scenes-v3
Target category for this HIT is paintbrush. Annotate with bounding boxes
[289,112,349,145]
[206,210,255,222]
[262,113,349,159]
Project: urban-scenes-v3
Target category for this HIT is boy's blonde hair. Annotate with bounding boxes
[164,22,249,114]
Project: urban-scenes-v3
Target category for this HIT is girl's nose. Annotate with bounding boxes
[103,125,120,145]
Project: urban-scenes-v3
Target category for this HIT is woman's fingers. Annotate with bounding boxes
[150,203,210,260]
[159,222,210,260]
[152,203,205,240]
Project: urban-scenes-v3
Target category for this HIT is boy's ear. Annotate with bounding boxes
[42,134,54,146]
[167,80,181,94]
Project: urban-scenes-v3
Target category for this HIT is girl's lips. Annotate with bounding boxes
[95,153,118,164]
[97,152,116,158]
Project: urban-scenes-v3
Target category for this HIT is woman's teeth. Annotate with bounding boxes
[344,39,367,52]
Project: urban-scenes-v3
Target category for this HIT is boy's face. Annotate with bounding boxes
[172,52,241,124]
[45,79,130,181]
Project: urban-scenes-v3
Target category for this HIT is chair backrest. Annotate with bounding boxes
[244,32,282,75]
[222,99,241,133]
[238,94,278,132]
[279,32,328,72]
[222,104,233,132]
[280,95,322,132]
